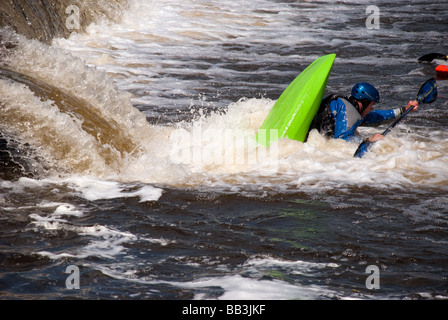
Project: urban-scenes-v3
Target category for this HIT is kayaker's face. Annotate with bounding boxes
[360,101,375,117]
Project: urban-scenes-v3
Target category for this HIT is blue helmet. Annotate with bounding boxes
[351,83,380,102]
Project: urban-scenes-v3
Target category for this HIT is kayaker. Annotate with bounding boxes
[307,82,418,143]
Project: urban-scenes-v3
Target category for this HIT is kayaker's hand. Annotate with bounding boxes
[369,133,384,142]
[404,100,418,112]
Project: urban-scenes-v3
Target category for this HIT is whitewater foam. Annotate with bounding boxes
[82,254,344,300]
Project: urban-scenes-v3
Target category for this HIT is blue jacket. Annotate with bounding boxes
[329,98,398,142]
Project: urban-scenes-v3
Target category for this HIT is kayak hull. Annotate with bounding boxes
[257,54,336,147]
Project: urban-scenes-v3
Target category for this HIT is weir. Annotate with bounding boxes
[0,0,129,180]
[0,0,128,44]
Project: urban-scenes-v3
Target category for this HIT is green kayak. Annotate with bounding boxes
[257,54,336,147]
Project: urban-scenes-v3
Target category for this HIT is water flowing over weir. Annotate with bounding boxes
[0,0,134,179]
[0,41,140,179]
[0,28,280,183]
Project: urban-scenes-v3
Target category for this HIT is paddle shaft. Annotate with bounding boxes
[381,105,417,137]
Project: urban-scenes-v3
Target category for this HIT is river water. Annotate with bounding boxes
[1,0,447,300]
